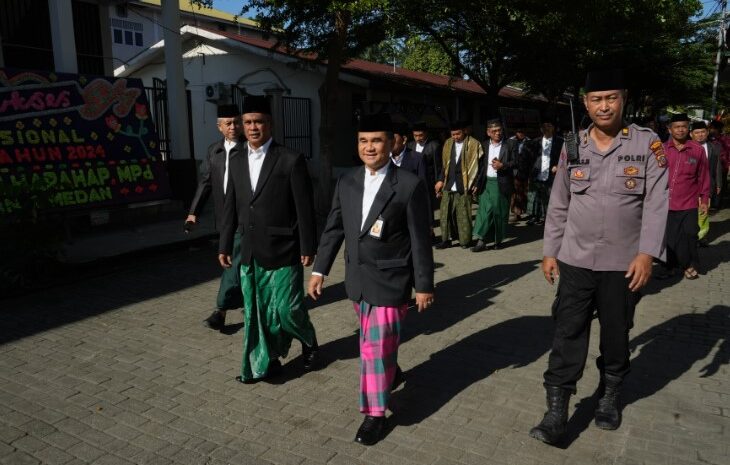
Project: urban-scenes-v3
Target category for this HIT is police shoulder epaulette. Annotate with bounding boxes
[649,140,667,168]
[634,124,658,137]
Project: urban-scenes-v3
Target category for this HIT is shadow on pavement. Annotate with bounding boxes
[0,242,224,345]
[392,315,553,426]
[564,305,730,445]
[643,237,730,297]
[312,260,541,369]
[402,260,541,344]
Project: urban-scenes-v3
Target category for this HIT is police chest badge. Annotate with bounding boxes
[369,216,385,239]
[625,178,637,190]
[649,140,667,168]
[572,169,585,179]
[623,166,640,176]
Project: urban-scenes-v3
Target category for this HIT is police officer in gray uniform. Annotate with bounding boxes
[529,70,668,446]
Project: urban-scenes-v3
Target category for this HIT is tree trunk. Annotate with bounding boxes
[316,10,351,231]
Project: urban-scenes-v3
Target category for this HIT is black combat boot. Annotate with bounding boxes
[529,386,570,445]
[595,374,622,430]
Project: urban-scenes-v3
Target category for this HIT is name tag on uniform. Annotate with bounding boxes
[369,216,385,239]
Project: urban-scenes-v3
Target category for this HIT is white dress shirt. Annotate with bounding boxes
[537,137,552,182]
[450,141,464,192]
[487,141,501,178]
[222,139,237,194]
[702,142,709,158]
[361,163,389,230]
[415,142,425,153]
[313,163,389,279]
[391,148,406,167]
[247,137,273,192]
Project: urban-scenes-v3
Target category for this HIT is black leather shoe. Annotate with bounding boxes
[234,359,282,384]
[471,240,487,253]
[493,242,502,250]
[434,241,451,250]
[203,310,225,330]
[302,339,319,371]
[354,415,385,445]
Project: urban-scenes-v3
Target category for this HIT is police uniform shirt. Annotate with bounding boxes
[542,124,668,271]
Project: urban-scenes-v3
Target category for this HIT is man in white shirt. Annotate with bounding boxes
[526,119,563,226]
[471,119,516,252]
[308,114,434,446]
[218,96,319,383]
[690,120,723,245]
[187,104,245,330]
[434,120,483,249]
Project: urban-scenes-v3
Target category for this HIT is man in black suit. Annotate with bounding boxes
[308,114,434,446]
[471,118,516,252]
[186,104,244,330]
[218,96,319,383]
[691,121,724,245]
[525,118,563,226]
[391,122,430,211]
[408,122,442,225]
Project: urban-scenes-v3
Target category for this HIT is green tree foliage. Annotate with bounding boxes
[401,36,459,76]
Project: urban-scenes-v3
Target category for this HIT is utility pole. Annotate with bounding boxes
[711,0,727,117]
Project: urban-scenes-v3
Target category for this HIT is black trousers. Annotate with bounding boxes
[543,261,638,393]
[665,209,699,270]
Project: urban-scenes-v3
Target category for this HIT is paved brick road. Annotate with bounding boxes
[1,210,729,465]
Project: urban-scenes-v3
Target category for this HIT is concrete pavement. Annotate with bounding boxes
[1,210,729,465]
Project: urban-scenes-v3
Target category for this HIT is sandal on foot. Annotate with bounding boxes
[684,268,699,280]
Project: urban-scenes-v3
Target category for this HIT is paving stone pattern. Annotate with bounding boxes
[1,211,729,465]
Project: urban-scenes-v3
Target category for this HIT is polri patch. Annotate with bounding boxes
[649,140,667,168]
[625,178,637,190]
[623,166,639,176]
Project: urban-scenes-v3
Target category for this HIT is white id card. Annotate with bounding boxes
[369,217,384,239]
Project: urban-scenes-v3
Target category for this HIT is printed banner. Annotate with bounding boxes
[0,68,171,214]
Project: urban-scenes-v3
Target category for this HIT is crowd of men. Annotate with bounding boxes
[184,69,725,447]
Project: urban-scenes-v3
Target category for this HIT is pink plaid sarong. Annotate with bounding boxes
[353,300,408,417]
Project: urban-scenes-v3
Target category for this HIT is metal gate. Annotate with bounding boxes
[144,77,194,160]
[282,96,312,160]
[230,85,247,113]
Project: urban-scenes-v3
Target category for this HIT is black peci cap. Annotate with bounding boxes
[242,95,271,115]
[584,69,626,92]
[358,113,393,133]
[217,104,239,118]
[669,113,690,124]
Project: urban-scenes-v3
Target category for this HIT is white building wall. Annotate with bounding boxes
[131,40,323,177]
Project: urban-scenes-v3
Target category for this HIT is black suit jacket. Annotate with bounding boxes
[707,141,724,192]
[313,163,434,307]
[525,136,564,185]
[396,148,431,211]
[188,137,245,231]
[476,139,516,198]
[407,139,442,183]
[219,141,317,270]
